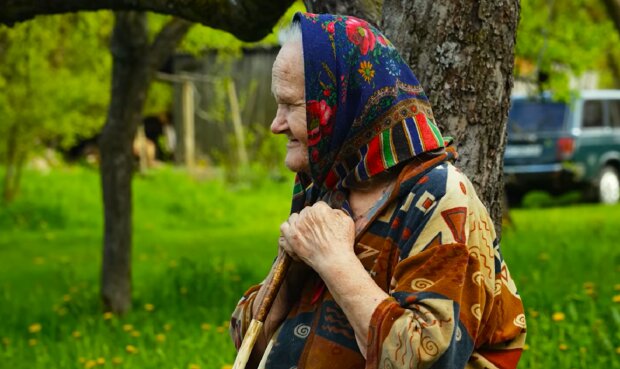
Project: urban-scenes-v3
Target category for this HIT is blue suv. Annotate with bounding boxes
[504,90,620,205]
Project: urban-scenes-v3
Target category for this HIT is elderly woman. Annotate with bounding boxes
[230,13,526,369]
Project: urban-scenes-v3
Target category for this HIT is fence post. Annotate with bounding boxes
[227,78,249,169]
[182,78,195,169]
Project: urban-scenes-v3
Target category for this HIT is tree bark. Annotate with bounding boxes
[381,0,519,235]
[305,0,520,236]
[0,0,294,42]
[100,13,192,314]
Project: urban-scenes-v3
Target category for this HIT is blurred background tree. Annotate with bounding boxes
[0,13,113,202]
[515,0,620,98]
[0,1,296,314]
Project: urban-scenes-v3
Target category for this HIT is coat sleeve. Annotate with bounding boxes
[365,164,526,369]
[229,284,262,350]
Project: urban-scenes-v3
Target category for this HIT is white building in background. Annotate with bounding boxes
[512,71,600,96]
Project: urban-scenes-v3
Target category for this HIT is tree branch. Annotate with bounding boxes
[0,0,295,41]
[148,17,193,71]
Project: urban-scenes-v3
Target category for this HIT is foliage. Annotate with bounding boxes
[0,12,113,159]
[0,1,307,159]
[0,166,619,368]
[516,0,620,98]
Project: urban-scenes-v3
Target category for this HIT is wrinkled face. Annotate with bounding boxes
[270,42,308,173]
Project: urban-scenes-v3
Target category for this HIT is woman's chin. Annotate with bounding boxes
[284,154,310,174]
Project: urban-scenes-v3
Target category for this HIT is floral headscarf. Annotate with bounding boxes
[291,12,447,214]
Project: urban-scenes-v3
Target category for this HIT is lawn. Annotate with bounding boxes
[0,165,619,368]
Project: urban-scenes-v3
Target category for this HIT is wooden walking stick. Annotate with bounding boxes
[232,253,292,369]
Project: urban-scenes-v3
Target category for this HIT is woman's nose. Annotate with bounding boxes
[271,110,288,134]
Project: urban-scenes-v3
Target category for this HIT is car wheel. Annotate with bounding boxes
[597,166,620,205]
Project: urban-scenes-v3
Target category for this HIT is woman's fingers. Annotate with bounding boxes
[278,233,300,262]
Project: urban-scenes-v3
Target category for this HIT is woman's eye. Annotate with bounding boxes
[279,102,305,110]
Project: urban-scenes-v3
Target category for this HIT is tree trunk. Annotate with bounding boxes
[100,13,192,314]
[305,0,520,236]
[100,11,150,314]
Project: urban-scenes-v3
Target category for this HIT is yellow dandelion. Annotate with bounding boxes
[216,326,226,334]
[201,323,212,331]
[28,323,42,333]
[63,294,71,302]
[528,309,539,319]
[583,282,595,289]
[180,287,188,295]
[616,346,620,354]
[125,344,138,354]
[85,360,97,369]
[28,338,37,347]
[122,324,133,332]
[585,288,596,297]
[523,344,529,351]
[2,337,11,346]
[112,357,123,365]
[558,343,568,351]
[144,303,155,312]
[72,331,82,339]
[78,357,86,364]
[612,295,620,303]
[189,364,200,369]
[551,312,565,322]
[164,323,172,331]
[614,284,620,291]
[96,357,105,365]
[103,312,114,320]
[155,333,166,343]
[131,330,141,337]
[358,61,375,82]
[221,365,233,369]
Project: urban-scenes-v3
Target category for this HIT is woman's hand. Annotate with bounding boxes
[252,246,310,325]
[279,201,356,273]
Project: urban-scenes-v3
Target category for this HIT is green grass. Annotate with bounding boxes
[0,165,619,368]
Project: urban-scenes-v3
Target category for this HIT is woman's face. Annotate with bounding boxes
[270,41,308,173]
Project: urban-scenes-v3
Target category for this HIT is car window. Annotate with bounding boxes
[507,100,567,133]
[582,100,604,128]
[609,99,620,128]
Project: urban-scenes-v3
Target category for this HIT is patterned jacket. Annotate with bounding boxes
[231,157,526,369]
